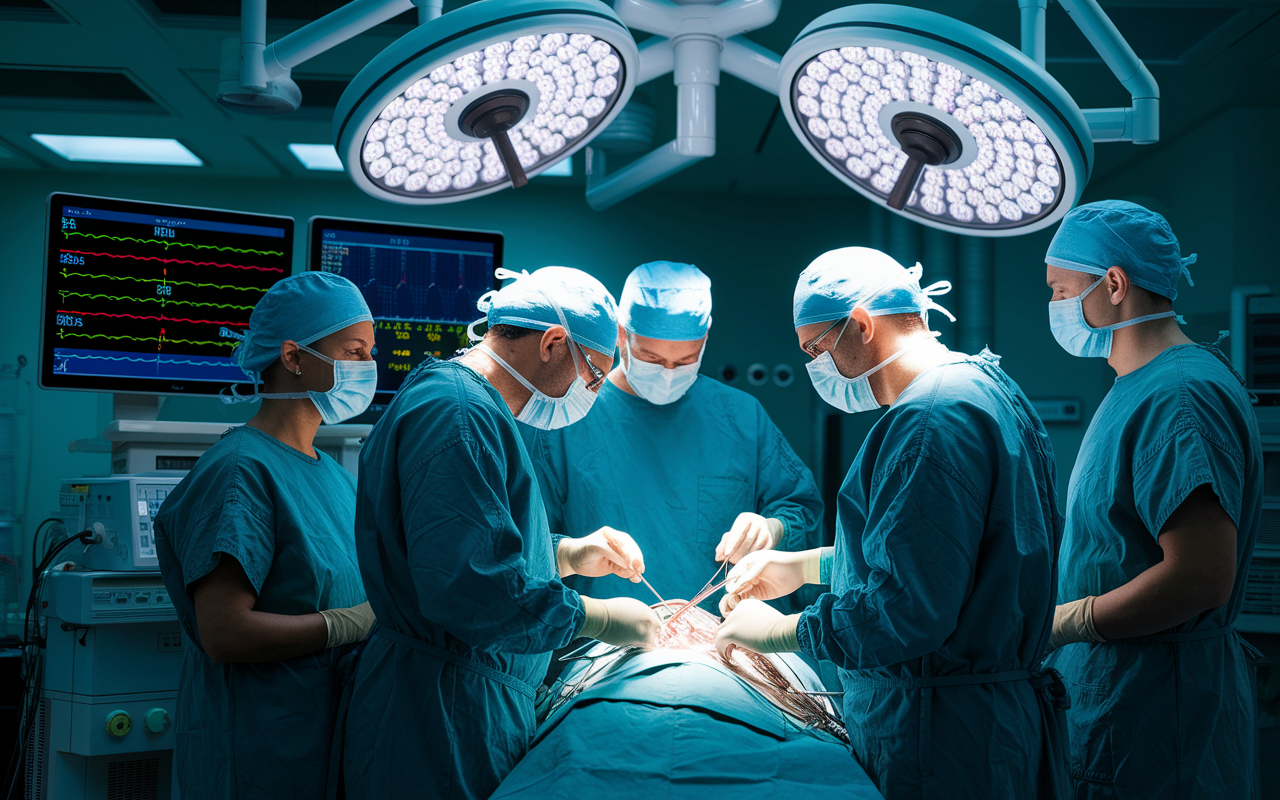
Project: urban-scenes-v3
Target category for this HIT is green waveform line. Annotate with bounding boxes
[58,291,254,311]
[65,230,284,257]
[61,272,267,293]
[57,332,237,347]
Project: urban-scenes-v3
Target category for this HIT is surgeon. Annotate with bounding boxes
[153,272,379,800]
[523,261,822,611]
[1041,200,1262,799]
[343,267,663,800]
[714,247,1071,800]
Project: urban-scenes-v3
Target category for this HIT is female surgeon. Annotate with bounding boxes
[154,272,379,800]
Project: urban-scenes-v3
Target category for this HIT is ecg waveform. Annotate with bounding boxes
[50,207,287,383]
[65,230,284,257]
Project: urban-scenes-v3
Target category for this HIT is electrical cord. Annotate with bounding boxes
[3,528,94,800]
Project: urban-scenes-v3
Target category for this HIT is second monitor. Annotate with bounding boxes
[308,216,503,408]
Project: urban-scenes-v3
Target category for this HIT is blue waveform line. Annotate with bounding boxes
[58,353,229,369]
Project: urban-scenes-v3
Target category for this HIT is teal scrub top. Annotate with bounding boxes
[153,424,365,800]
[797,351,1071,800]
[522,376,823,610]
[1045,344,1263,799]
[342,357,585,800]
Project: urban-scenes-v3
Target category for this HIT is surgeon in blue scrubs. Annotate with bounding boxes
[154,272,380,800]
[1041,201,1262,799]
[715,247,1071,800]
[523,261,823,610]
[343,267,663,800]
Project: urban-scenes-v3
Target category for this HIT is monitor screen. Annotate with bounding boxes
[40,193,294,396]
[308,216,503,406]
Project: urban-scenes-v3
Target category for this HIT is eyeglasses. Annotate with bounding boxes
[575,341,606,391]
[801,317,849,358]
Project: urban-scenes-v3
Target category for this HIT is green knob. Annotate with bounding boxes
[144,707,171,734]
[105,710,132,738]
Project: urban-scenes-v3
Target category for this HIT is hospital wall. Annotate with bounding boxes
[3,107,1274,596]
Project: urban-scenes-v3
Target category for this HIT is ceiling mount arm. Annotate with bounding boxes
[721,36,781,95]
[219,0,414,113]
[1018,0,1047,67]
[1056,0,1159,144]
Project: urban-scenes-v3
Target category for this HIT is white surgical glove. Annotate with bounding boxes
[557,527,646,583]
[719,548,828,615]
[578,596,661,647]
[320,602,376,648]
[1050,596,1106,650]
[715,513,784,564]
[715,599,801,659]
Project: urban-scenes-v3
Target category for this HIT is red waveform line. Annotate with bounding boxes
[58,310,249,327]
[60,249,283,273]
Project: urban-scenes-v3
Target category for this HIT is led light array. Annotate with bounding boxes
[362,32,624,197]
[791,46,1065,229]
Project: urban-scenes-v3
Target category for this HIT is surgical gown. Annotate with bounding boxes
[1045,344,1262,799]
[523,377,823,609]
[153,425,366,800]
[342,357,585,800]
[796,351,1070,800]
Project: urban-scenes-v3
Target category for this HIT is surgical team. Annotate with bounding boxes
[151,199,1263,800]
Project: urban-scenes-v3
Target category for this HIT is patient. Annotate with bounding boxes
[491,603,883,800]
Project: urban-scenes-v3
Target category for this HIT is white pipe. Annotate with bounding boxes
[672,34,718,157]
[1231,285,1272,376]
[720,36,780,95]
[240,0,269,90]
[586,140,702,210]
[412,0,442,24]
[1018,0,1047,67]
[1082,107,1130,142]
[265,0,413,73]
[615,0,780,40]
[1057,0,1159,144]
[637,37,675,85]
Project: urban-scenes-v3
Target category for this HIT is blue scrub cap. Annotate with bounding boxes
[619,261,712,341]
[235,272,373,377]
[475,266,618,355]
[793,247,955,329]
[1045,200,1197,301]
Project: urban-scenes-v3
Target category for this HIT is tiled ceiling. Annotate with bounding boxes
[0,0,1276,198]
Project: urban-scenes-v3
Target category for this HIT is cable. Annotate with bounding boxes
[3,528,94,800]
[27,519,62,581]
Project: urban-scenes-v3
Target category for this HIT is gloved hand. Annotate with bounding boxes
[558,527,646,583]
[715,599,801,659]
[578,596,661,647]
[715,513,784,564]
[320,602,376,648]
[719,548,825,615]
[1050,596,1106,651]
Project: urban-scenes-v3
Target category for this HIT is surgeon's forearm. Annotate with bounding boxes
[199,608,330,664]
[1090,565,1210,640]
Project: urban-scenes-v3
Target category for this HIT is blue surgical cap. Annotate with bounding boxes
[236,272,373,376]
[619,261,712,341]
[479,267,618,354]
[1045,200,1197,300]
[793,247,955,329]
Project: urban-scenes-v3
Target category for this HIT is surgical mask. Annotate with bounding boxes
[223,343,377,425]
[1048,276,1178,359]
[623,339,704,405]
[805,319,928,414]
[473,343,597,429]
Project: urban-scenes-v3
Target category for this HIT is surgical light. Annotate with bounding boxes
[31,134,203,166]
[778,5,1093,236]
[333,0,636,204]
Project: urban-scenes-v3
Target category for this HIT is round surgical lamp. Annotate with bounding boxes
[778,5,1093,236]
[333,0,637,204]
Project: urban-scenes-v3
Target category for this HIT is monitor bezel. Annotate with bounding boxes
[306,215,504,403]
[39,192,296,397]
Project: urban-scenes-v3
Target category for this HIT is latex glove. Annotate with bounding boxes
[558,527,646,583]
[578,596,661,647]
[320,602,376,648]
[1050,596,1106,651]
[719,548,824,615]
[715,513,784,564]
[715,599,801,659]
